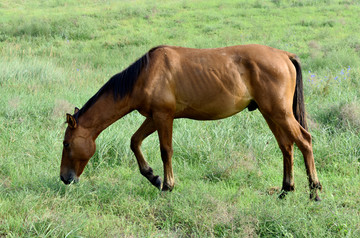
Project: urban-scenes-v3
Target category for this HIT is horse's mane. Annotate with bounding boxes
[74,46,164,120]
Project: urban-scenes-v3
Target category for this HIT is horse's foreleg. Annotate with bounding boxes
[130,117,162,190]
[153,112,174,191]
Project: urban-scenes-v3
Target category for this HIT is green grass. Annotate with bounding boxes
[1,0,360,237]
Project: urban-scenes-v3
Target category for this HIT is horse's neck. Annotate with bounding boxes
[78,94,132,139]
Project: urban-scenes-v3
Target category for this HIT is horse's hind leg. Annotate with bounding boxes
[263,116,295,198]
[130,117,162,190]
[294,123,322,201]
[264,113,322,201]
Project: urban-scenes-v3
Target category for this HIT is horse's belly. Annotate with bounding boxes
[174,96,250,120]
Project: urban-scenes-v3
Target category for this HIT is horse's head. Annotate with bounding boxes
[60,108,96,185]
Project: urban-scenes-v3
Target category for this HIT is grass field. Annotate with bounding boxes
[1,0,360,237]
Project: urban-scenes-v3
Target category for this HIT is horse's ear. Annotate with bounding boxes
[66,113,77,129]
[74,107,80,114]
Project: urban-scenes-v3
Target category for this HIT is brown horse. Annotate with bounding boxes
[60,44,322,200]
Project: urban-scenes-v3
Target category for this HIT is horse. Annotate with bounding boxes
[60,44,322,200]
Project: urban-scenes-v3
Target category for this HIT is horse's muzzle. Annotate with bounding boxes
[60,172,78,185]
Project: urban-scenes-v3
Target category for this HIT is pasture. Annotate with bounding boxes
[1,0,360,237]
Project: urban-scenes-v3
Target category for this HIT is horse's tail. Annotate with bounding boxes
[290,56,308,131]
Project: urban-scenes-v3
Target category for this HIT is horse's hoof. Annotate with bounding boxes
[278,191,287,199]
[161,182,173,192]
[152,175,162,190]
[310,193,322,202]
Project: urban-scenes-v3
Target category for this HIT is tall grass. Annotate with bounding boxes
[1,0,360,237]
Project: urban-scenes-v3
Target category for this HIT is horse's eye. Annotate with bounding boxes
[63,142,70,148]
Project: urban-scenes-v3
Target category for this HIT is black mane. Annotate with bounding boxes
[74,46,162,120]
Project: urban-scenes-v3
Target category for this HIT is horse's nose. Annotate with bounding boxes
[60,174,72,185]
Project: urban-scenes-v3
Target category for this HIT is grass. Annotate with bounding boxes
[1,0,360,237]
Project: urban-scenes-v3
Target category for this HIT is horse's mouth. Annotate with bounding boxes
[60,174,79,185]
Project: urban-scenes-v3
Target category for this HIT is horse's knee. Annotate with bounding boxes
[130,136,140,152]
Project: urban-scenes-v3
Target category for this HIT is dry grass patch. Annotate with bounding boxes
[340,102,360,130]
[52,99,74,120]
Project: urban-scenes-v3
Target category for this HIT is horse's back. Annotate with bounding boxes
[136,45,297,120]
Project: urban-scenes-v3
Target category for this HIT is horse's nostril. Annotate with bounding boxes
[60,175,71,185]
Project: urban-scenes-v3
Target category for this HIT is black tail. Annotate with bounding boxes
[291,57,308,131]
